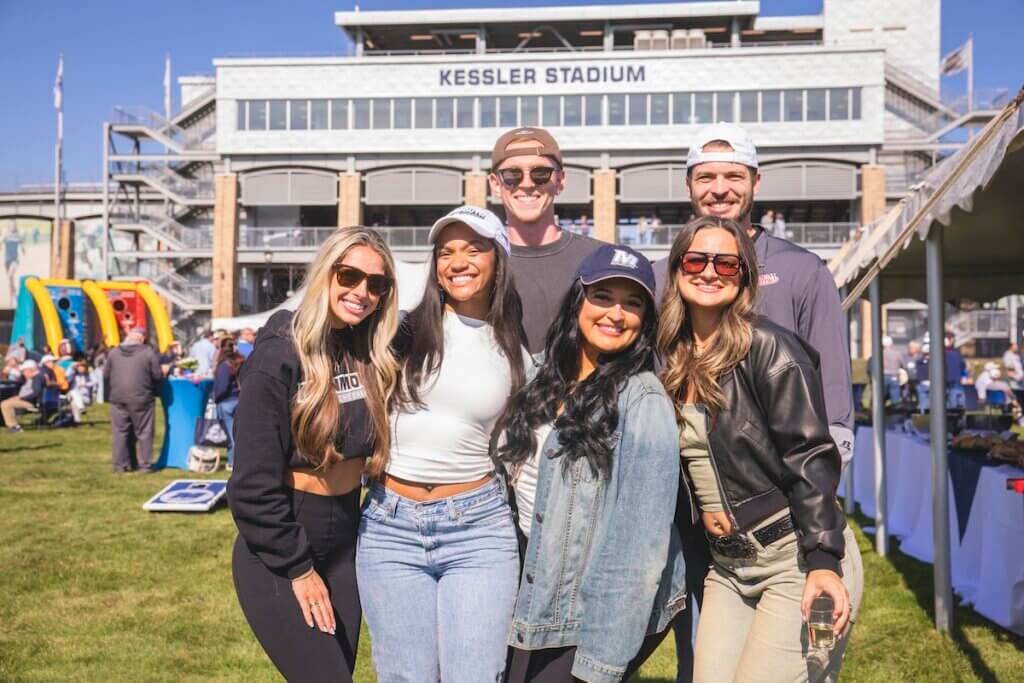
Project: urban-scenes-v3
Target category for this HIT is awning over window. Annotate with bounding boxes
[364,167,462,206]
[241,169,338,206]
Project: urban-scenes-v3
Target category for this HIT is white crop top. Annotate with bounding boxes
[387,312,528,484]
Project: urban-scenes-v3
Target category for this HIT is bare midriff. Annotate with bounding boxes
[288,456,365,496]
[379,472,494,502]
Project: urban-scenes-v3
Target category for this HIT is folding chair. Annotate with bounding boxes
[36,385,62,426]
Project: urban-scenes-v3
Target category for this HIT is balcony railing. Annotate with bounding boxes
[616,222,857,247]
[359,39,824,58]
[240,226,433,249]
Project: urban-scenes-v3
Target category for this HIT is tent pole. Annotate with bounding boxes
[869,278,887,556]
[843,289,856,515]
[926,227,953,633]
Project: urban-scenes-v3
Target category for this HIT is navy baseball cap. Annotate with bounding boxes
[575,244,656,302]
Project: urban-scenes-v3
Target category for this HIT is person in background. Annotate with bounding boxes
[901,340,924,407]
[228,227,399,683]
[944,334,968,409]
[213,336,237,375]
[4,357,21,382]
[1,360,43,432]
[237,328,257,358]
[659,216,861,682]
[213,349,245,469]
[773,211,787,239]
[975,362,1012,405]
[104,328,165,473]
[56,339,75,371]
[66,358,95,424]
[881,335,903,406]
[89,344,108,404]
[760,209,775,235]
[1002,342,1023,386]
[6,337,27,364]
[159,341,183,375]
[189,329,218,376]
[39,355,66,393]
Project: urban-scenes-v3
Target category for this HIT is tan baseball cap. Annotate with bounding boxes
[491,127,562,170]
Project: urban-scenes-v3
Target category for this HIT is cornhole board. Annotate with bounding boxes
[143,479,228,512]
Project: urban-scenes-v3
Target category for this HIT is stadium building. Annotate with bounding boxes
[0,0,1005,338]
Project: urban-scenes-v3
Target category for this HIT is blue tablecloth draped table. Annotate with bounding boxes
[841,425,1024,636]
[154,377,213,470]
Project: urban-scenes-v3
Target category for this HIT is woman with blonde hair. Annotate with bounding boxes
[658,215,862,682]
[228,226,399,682]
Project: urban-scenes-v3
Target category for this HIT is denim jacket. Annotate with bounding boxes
[508,370,687,683]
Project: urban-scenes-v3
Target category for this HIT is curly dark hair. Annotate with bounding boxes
[495,279,657,478]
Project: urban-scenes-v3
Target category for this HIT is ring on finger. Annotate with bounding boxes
[309,601,319,607]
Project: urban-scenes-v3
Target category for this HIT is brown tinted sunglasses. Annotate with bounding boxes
[332,264,393,296]
[679,251,744,277]
[497,166,558,188]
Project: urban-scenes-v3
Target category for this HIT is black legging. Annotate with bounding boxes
[506,625,674,682]
[232,487,361,683]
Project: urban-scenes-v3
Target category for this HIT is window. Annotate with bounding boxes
[415,98,433,128]
[499,96,517,127]
[269,100,287,130]
[608,94,626,125]
[237,101,247,130]
[672,92,691,124]
[828,88,849,120]
[628,94,648,125]
[456,97,474,128]
[435,98,454,128]
[761,90,781,122]
[542,96,560,127]
[740,92,758,123]
[480,97,497,127]
[353,99,370,129]
[693,92,714,124]
[784,90,804,122]
[650,93,669,124]
[520,96,539,126]
[394,98,412,129]
[584,95,602,126]
[250,101,267,130]
[715,92,736,122]
[330,99,348,129]
[564,95,582,126]
[310,100,328,129]
[852,87,862,119]
[290,100,308,130]
[807,89,827,121]
[372,99,391,129]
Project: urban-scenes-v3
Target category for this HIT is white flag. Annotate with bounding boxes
[53,55,64,111]
[163,54,172,117]
[941,39,971,76]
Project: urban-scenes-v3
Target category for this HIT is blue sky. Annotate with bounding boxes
[0,0,1020,190]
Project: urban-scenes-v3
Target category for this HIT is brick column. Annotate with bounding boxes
[464,172,489,208]
[338,173,363,227]
[859,164,887,358]
[49,219,75,279]
[592,169,617,244]
[213,173,239,318]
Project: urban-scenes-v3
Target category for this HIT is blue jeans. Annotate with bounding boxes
[216,397,239,465]
[356,478,519,683]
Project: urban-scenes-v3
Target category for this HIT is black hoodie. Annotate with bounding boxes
[226,310,374,578]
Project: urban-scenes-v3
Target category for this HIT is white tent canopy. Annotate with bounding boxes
[211,258,430,332]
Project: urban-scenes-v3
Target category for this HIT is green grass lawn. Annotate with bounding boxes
[1,405,1021,682]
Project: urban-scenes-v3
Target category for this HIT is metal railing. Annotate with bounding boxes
[110,212,213,250]
[948,310,1010,346]
[110,162,214,201]
[616,222,857,247]
[360,39,824,58]
[240,226,433,249]
[112,105,215,151]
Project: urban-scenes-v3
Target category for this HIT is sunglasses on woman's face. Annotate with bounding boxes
[497,166,557,189]
[679,251,743,278]
[332,264,393,297]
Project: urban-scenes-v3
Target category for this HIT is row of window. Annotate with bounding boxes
[236,87,863,132]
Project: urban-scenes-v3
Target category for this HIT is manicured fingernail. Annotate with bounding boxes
[329,629,336,635]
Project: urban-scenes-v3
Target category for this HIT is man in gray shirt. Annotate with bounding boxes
[489,127,602,352]
[104,328,165,472]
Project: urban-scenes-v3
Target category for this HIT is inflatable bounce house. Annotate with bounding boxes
[10,276,173,354]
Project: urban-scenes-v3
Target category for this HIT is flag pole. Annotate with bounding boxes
[967,34,974,111]
[53,54,64,280]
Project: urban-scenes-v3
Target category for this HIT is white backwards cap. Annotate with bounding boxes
[686,122,759,170]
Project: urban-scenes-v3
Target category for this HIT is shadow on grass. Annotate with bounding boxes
[849,508,1024,683]
[0,442,61,453]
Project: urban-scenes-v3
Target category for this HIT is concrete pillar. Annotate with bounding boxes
[464,172,489,208]
[592,169,617,244]
[213,173,239,318]
[338,173,363,228]
[859,163,887,358]
[49,219,75,280]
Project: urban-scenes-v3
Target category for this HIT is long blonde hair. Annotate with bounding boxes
[657,216,759,417]
[290,227,399,471]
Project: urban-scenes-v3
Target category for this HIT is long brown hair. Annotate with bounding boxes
[290,227,399,471]
[657,216,759,418]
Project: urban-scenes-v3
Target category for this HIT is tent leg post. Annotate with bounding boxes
[926,228,953,634]
[869,278,888,557]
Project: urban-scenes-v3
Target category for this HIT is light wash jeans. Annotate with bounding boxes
[356,478,519,683]
[216,396,239,465]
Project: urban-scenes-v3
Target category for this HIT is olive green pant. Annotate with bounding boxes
[694,524,863,683]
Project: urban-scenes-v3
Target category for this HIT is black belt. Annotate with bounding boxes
[707,514,795,560]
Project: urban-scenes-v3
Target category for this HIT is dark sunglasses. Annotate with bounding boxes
[332,264,393,296]
[497,166,557,189]
[679,251,744,278]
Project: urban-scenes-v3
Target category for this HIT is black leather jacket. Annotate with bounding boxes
[684,318,846,574]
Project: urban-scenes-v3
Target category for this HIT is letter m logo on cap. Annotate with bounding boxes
[610,249,639,269]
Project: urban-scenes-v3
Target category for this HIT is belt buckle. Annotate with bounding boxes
[708,532,757,560]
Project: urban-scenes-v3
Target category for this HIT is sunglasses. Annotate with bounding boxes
[679,251,744,278]
[332,264,393,297]
[497,166,557,189]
